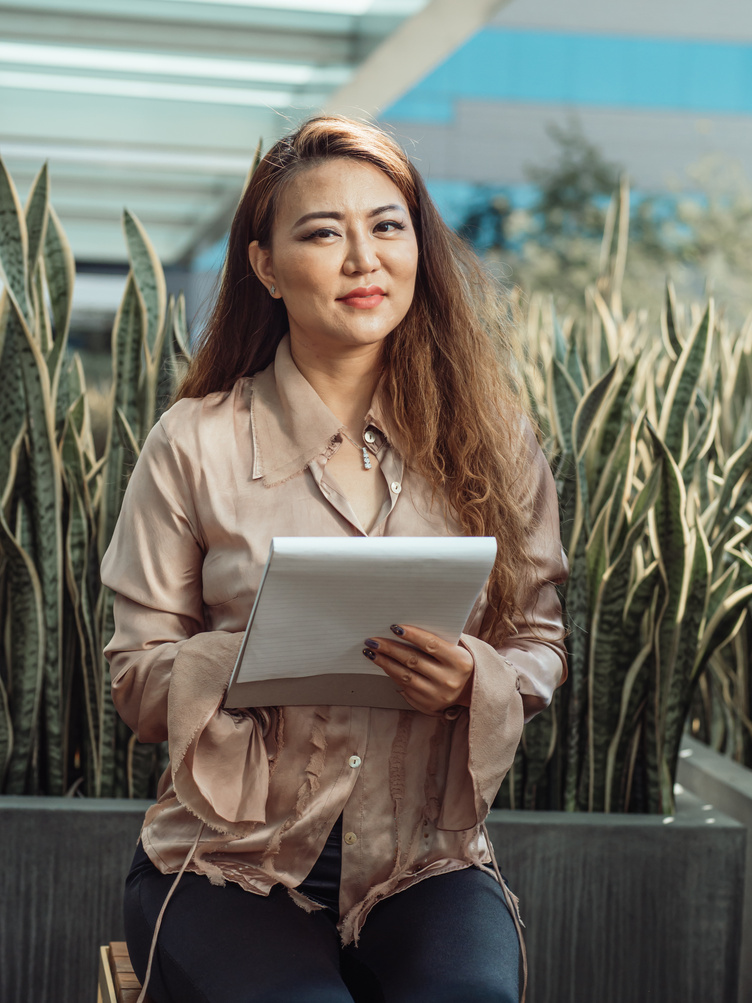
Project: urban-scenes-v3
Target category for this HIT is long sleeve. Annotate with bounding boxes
[101,416,208,743]
[491,430,569,722]
[439,430,568,829]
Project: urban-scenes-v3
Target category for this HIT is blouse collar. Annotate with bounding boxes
[250,334,391,486]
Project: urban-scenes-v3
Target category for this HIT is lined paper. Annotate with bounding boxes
[224,536,496,708]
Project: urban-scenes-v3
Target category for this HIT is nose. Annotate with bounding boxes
[343,230,379,275]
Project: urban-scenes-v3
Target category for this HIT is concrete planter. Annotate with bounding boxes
[0,789,745,1003]
[678,735,752,1003]
[485,787,745,1003]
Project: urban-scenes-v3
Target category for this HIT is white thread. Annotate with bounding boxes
[481,821,528,1003]
[136,821,205,1003]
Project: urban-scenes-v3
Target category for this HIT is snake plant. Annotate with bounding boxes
[0,156,189,797]
[498,185,752,812]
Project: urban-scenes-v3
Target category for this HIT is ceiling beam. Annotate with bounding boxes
[325,0,514,118]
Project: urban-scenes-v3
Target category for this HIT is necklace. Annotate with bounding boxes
[340,428,372,470]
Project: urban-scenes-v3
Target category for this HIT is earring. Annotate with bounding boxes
[270,285,276,296]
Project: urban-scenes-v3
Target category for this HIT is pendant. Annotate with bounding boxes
[362,447,372,471]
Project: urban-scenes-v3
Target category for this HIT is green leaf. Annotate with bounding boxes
[662,519,711,792]
[0,296,26,499]
[586,479,659,811]
[565,342,586,395]
[24,163,49,301]
[114,407,141,456]
[10,293,65,794]
[661,281,683,360]
[173,291,190,358]
[710,430,752,542]
[44,205,75,390]
[549,360,579,455]
[0,155,31,326]
[644,427,693,812]
[123,210,166,361]
[593,359,637,470]
[573,360,619,461]
[98,272,146,561]
[0,668,12,791]
[1,496,45,794]
[658,302,713,464]
[552,303,567,365]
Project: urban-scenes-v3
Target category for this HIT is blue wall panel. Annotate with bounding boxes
[385,29,752,123]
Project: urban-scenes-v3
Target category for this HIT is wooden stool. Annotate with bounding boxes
[97,942,155,1003]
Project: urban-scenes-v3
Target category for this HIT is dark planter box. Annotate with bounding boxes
[0,789,745,1003]
[485,787,745,1003]
[1,795,149,1003]
[678,735,752,1003]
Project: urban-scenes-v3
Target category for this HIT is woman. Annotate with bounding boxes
[101,115,568,1003]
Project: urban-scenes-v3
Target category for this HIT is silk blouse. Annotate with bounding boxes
[100,334,568,945]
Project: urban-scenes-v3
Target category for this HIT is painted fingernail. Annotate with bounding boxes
[364,638,379,650]
[390,625,405,636]
[363,648,377,660]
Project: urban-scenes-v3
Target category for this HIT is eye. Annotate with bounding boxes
[301,227,340,241]
[374,220,406,234]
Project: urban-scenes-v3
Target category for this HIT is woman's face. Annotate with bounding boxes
[248,158,419,355]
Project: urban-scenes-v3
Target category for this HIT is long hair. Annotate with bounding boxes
[176,116,535,642]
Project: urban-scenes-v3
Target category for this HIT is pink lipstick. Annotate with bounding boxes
[337,285,386,309]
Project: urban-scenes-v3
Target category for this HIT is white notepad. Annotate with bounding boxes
[223,536,497,710]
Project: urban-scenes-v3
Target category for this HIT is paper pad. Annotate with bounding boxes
[223,536,497,710]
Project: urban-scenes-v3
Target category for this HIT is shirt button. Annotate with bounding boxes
[390,481,402,494]
[344,831,358,845]
[348,755,362,768]
[364,430,376,444]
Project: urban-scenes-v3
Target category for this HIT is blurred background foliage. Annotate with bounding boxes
[461,119,752,325]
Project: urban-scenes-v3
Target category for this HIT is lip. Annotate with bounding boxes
[337,285,386,309]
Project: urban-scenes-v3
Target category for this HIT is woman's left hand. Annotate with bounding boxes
[363,625,475,716]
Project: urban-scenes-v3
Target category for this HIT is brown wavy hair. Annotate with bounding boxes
[176,115,536,641]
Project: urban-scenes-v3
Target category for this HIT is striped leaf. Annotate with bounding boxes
[173,291,190,358]
[662,519,711,795]
[587,477,660,811]
[0,155,31,326]
[661,281,683,360]
[24,164,49,307]
[563,529,588,811]
[97,272,146,559]
[11,292,65,794]
[0,296,26,500]
[658,303,713,464]
[709,430,752,542]
[2,496,45,793]
[44,205,75,394]
[549,360,579,455]
[0,669,12,790]
[123,210,166,361]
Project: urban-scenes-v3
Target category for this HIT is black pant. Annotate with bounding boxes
[124,842,522,1003]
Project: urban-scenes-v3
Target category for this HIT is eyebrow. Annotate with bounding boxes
[292,204,407,228]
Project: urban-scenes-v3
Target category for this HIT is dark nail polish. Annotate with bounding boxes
[363,648,377,660]
[364,638,379,650]
[390,625,405,636]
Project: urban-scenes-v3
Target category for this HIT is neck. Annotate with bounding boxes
[289,332,383,429]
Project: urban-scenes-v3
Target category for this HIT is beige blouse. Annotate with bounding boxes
[100,334,568,945]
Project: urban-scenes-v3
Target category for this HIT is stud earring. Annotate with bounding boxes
[270,285,276,296]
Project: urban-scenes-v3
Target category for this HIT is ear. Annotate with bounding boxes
[248,241,279,296]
